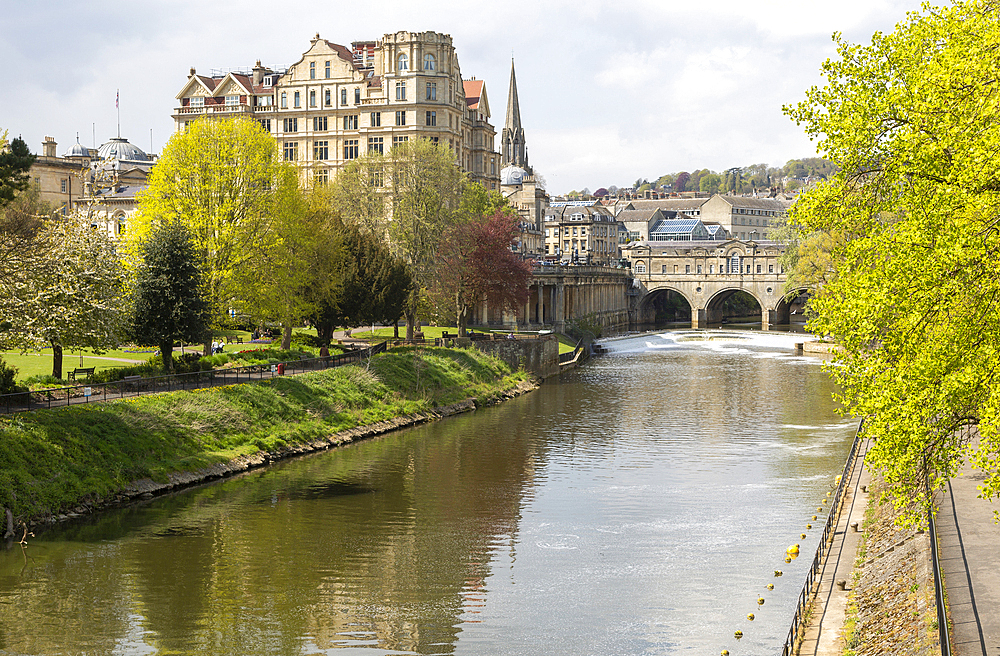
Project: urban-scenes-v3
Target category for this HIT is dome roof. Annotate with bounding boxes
[64,140,90,158]
[500,165,527,186]
[97,137,150,164]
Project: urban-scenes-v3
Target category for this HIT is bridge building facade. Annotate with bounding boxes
[622,239,797,329]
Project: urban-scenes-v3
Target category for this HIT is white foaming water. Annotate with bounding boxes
[605,329,821,358]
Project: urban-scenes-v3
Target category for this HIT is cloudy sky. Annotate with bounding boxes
[3,0,918,194]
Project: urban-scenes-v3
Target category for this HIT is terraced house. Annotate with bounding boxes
[173,31,500,189]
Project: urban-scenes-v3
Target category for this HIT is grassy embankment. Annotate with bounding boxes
[0,346,530,524]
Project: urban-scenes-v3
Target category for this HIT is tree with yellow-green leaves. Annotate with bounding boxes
[784,0,1000,519]
[131,118,304,351]
[331,139,468,339]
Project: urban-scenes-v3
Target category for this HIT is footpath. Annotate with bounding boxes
[936,430,1000,656]
[797,430,1000,656]
[796,439,872,656]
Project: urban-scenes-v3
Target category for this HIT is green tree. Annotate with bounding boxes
[0,216,125,378]
[0,133,35,207]
[131,222,210,373]
[699,173,723,194]
[784,0,1000,517]
[131,118,301,352]
[332,139,467,339]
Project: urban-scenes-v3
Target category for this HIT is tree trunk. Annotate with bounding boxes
[393,318,400,339]
[203,339,212,357]
[405,309,415,341]
[405,287,419,340]
[160,340,173,373]
[281,324,292,350]
[316,322,334,347]
[51,341,63,379]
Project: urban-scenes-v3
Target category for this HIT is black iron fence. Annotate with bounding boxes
[781,419,866,656]
[0,342,387,415]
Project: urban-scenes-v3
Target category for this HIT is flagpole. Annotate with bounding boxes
[116,89,120,138]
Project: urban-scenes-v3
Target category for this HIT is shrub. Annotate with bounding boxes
[0,356,23,394]
[22,374,67,388]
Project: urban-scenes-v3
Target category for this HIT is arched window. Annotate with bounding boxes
[635,261,647,274]
[423,53,436,71]
[729,253,741,274]
[398,53,409,71]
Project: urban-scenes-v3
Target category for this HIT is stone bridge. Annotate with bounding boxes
[623,240,804,329]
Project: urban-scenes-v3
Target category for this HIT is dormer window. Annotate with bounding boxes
[225,95,238,106]
[423,53,436,71]
[398,53,409,71]
[191,96,204,107]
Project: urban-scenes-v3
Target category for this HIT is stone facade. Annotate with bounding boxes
[623,239,795,328]
[173,31,500,190]
[29,136,151,239]
[543,203,622,265]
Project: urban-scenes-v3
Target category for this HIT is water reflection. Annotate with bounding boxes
[0,330,852,655]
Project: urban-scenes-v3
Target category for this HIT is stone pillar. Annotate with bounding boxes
[555,283,566,333]
[537,283,545,325]
[692,307,707,329]
[762,308,777,331]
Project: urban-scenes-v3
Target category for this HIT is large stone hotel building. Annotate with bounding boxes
[173,31,500,189]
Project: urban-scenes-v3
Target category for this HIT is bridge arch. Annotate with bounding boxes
[771,287,811,326]
[637,286,695,326]
[703,286,764,325]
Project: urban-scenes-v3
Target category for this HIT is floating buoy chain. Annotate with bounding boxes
[722,475,839,654]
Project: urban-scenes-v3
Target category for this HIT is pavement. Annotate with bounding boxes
[936,431,1000,656]
[797,428,1000,656]
[796,439,872,656]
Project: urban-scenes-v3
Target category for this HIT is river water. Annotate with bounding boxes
[0,330,855,656]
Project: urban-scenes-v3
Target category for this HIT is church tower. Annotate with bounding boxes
[501,59,531,173]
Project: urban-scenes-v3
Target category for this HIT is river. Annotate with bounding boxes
[0,330,855,656]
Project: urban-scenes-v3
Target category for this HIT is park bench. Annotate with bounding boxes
[67,367,95,381]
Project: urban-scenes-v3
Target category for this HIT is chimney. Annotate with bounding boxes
[253,60,265,87]
[42,136,57,158]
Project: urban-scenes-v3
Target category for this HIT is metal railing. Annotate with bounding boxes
[781,419,866,656]
[0,342,387,415]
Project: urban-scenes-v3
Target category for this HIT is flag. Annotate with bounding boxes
[116,90,119,109]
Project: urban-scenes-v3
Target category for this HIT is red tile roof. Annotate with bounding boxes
[464,79,484,109]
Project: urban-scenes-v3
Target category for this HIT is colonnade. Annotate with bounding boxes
[469,265,631,332]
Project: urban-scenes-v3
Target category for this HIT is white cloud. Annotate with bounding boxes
[3,0,918,194]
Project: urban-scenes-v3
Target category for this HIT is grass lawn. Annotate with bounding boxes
[349,326,578,354]
[349,326,503,340]
[1,352,145,381]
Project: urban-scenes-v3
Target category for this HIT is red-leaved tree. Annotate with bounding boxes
[433,210,533,336]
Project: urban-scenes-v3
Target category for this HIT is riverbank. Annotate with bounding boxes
[0,346,534,533]
[798,470,941,656]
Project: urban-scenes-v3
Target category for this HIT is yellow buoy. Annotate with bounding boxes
[787,544,800,554]
[735,630,743,640]
[812,515,818,520]
[767,583,774,590]
[801,533,807,539]
[807,524,812,529]
[774,570,783,577]
[722,650,730,656]
[817,507,823,512]
[747,613,755,621]
[757,597,765,606]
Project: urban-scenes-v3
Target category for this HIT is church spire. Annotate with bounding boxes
[505,58,522,133]
[501,58,530,172]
